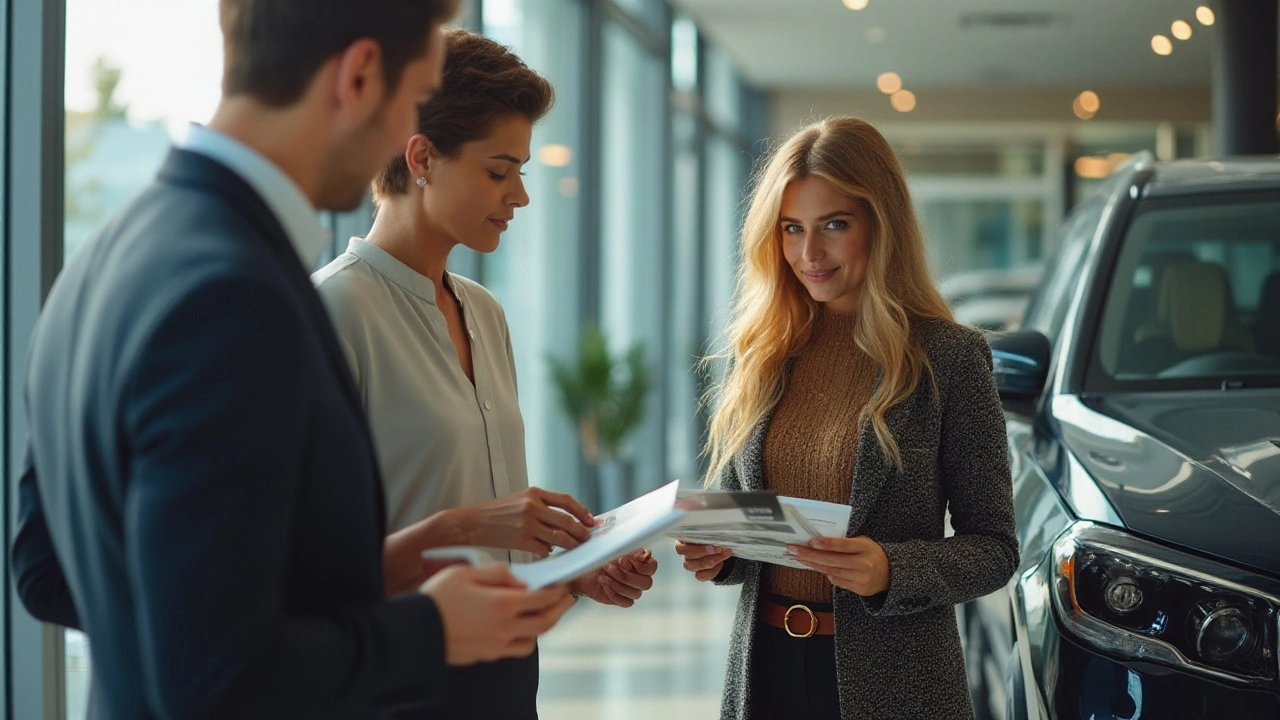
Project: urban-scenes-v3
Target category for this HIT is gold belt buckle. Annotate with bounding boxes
[784,603,818,638]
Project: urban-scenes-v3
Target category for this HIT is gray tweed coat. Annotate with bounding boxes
[713,318,1019,720]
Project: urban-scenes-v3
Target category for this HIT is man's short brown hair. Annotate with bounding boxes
[220,0,459,107]
[372,29,555,202]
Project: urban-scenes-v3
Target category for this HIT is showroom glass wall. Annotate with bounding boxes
[3,0,761,716]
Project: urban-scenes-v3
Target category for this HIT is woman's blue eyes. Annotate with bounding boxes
[783,219,849,234]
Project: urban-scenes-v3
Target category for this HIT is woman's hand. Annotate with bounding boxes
[457,487,596,558]
[674,541,733,582]
[788,536,890,596]
[381,488,594,595]
[570,549,658,607]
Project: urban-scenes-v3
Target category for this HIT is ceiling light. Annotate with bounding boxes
[1076,90,1100,114]
[843,0,869,10]
[877,72,902,94]
[1196,6,1215,25]
[1151,34,1173,55]
[538,144,572,167]
[890,90,916,112]
[1171,20,1193,40]
[1072,99,1096,121]
[558,176,579,198]
[865,26,886,43]
[1075,156,1110,178]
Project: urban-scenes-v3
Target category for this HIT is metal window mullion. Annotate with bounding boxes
[6,0,68,719]
[598,0,665,57]
[654,0,673,488]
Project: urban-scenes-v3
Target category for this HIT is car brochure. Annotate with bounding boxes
[671,490,852,569]
[508,480,685,589]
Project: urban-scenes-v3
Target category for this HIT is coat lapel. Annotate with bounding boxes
[735,407,776,492]
[845,368,917,534]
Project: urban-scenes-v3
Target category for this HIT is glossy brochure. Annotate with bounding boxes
[670,491,852,569]
[508,480,685,589]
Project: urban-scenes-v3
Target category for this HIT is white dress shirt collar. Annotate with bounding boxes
[177,123,330,269]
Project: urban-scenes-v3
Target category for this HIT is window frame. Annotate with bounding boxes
[6,0,69,719]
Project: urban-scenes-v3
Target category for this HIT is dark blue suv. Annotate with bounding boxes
[964,154,1280,719]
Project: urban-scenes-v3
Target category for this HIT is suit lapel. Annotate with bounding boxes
[156,149,386,528]
[157,150,361,414]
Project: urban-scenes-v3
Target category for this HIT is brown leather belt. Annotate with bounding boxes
[758,598,835,638]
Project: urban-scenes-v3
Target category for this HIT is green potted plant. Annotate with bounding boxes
[548,326,650,511]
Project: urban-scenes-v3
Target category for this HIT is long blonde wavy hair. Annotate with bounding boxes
[704,116,953,485]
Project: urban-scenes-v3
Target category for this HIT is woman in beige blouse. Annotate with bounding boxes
[313,30,657,719]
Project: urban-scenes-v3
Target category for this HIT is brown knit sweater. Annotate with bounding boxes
[761,309,879,603]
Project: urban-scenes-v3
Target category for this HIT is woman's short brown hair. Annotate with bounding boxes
[372,29,554,202]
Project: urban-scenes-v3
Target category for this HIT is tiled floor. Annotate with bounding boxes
[538,543,740,719]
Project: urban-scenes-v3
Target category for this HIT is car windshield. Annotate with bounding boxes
[1089,192,1280,390]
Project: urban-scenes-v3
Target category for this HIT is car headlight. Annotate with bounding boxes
[1051,522,1278,688]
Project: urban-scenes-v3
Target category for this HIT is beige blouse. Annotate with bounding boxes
[313,237,528,564]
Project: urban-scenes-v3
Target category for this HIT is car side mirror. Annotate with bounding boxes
[987,330,1051,417]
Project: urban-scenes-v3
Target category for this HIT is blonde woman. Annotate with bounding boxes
[675,117,1018,720]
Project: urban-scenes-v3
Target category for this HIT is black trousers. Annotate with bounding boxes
[391,646,539,720]
[749,608,842,720]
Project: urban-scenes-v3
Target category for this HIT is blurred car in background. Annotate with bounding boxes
[940,264,1043,332]
[964,153,1280,720]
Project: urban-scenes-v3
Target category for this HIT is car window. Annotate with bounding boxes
[1023,198,1105,346]
[1089,192,1280,389]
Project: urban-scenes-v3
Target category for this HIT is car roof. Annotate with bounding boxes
[1141,157,1280,197]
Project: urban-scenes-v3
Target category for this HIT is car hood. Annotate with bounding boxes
[1054,390,1280,577]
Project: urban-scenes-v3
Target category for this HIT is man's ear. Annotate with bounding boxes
[406,134,436,182]
[332,38,386,122]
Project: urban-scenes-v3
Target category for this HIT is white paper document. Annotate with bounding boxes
[669,490,852,569]
[509,480,685,589]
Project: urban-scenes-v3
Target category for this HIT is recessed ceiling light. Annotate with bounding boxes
[1196,6,1215,26]
[538,144,573,167]
[1072,96,1096,120]
[865,26,886,43]
[843,0,869,10]
[877,72,902,94]
[890,90,916,112]
[1075,156,1109,177]
[1151,34,1173,55]
[1076,90,1100,114]
[1171,20,1192,40]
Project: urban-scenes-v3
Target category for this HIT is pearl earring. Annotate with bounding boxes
[415,176,427,187]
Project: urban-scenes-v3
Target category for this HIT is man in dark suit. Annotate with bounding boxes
[10,1,573,718]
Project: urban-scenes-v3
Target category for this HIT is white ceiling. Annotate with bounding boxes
[668,0,1238,90]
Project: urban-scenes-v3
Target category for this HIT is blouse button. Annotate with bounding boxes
[484,400,493,411]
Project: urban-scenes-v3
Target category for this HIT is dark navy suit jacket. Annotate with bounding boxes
[12,149,445,719]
